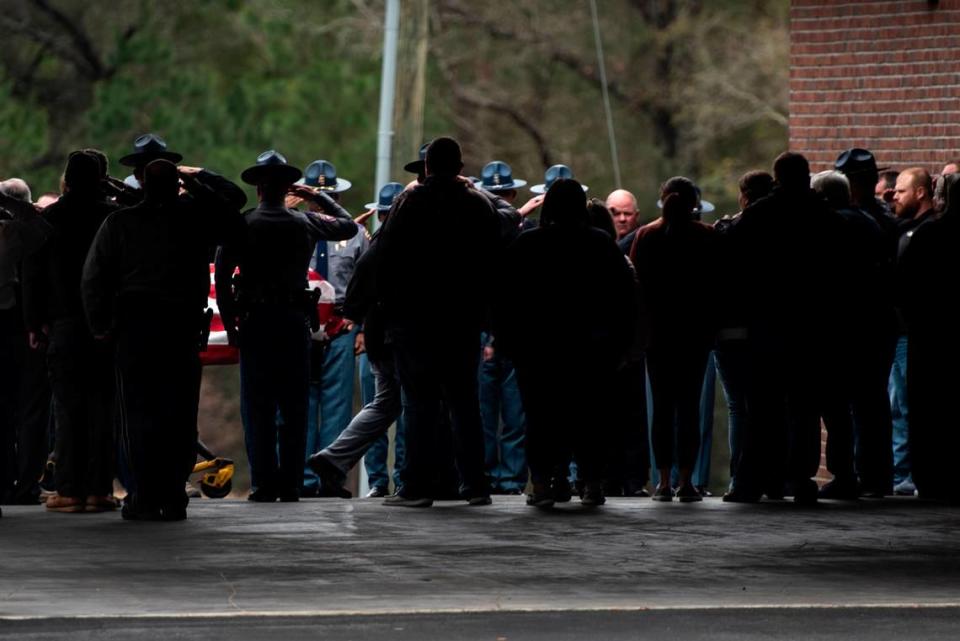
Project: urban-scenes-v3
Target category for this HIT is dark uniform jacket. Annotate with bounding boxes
[81,171,245,336]
[214,192,357,325]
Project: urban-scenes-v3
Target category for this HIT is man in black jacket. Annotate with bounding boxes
[23,152,119,513]
[82,159,245,521]
[215,151,357,502]
[724,152,842,505]
[375,137,502,507]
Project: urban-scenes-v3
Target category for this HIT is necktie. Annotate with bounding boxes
[315,240,329,279]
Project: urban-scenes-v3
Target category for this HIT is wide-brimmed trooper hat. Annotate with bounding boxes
[474,161,527,191]
[403,142,430,175]
[364,182,405,212]
[240,150,303,186]
[530,164,588,194]
[297,160,351,193]
[119,133,183,167]
[835,148,878,177]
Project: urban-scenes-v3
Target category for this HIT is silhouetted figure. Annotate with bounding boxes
[629,178,719,503]
[83,159,244,521]
[810,170,892,500]
[724,152,841,504]
[0,185,51,515]
[714,171,774,492]
[306,183,408,499]
[498,179,636,507]
[833,149,899,498]
[22,152,118,513]
[586,197,649,497]
[217,151,357,502]
[374,137,502,507]
[899,173,960,501]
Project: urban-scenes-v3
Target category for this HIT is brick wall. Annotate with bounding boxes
[790,0,960,172]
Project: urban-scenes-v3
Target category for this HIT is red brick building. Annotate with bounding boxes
[790,0,960,173]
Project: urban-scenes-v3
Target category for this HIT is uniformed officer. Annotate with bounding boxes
[216,151,358,502]
[82,158,246,521]
[291,159,369,497]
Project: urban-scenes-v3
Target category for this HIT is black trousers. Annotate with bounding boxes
[822,331,895,492]
[735,334,821,495]
[239,307,310,495]
[114,306,201,511]
[908,332,959,499]
[513,349,616,487]
[0,310,51,503]
[646,344,710,472]
[392,329,487,499]
[46,317,115,499]
[605,357,649,490]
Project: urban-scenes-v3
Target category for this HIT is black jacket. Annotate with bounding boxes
[82,171,244,335]
[374,177,502,336]
[727,186,843,344]
[496,223,636,362]
[22,191,118,329]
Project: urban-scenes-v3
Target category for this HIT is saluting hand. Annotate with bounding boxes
[518,195,545,217]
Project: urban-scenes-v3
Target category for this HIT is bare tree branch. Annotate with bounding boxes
[435,56,555,168]
[30,0,106,79]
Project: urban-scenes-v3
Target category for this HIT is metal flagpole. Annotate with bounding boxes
[374,0,401,230]
[589,0,622,189]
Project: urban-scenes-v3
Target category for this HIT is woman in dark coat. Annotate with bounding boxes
[496,179,636,508]
[630,177,719,502]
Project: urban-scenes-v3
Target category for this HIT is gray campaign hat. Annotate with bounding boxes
[364,182,405,211]
[530,164,588,194]
[474,160,527,191]
[297,160,352,193]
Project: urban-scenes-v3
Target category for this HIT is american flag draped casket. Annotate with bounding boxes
[200,264,344,366]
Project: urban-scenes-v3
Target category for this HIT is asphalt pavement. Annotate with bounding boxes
[2,496,959,639]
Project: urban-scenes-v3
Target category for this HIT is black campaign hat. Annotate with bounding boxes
[530,164,588,194]
[835,148,878,176]
[240,150,302,186]
[297,160,351,193]
[364,182,405,211]
[474,161,526,191]
[403,142,430,174]
[118,133,183,168]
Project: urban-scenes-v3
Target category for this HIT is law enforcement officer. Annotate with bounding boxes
[473,161,531,494]
[216,152,358,502]
[291,160,369,497]
[83,159,245,521]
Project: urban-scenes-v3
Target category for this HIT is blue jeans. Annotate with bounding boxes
[889,335,911,485]
[478,341,527,492]
[302,327,357,491]
[714,341,749,488]
[361,352,407,491]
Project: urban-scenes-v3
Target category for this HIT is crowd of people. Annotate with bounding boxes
[1,132,958,520]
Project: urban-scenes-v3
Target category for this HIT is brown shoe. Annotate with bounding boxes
[85,495,119,513]
[45,494,85,513]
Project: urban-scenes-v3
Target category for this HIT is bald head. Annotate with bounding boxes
[606,189,639,239]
